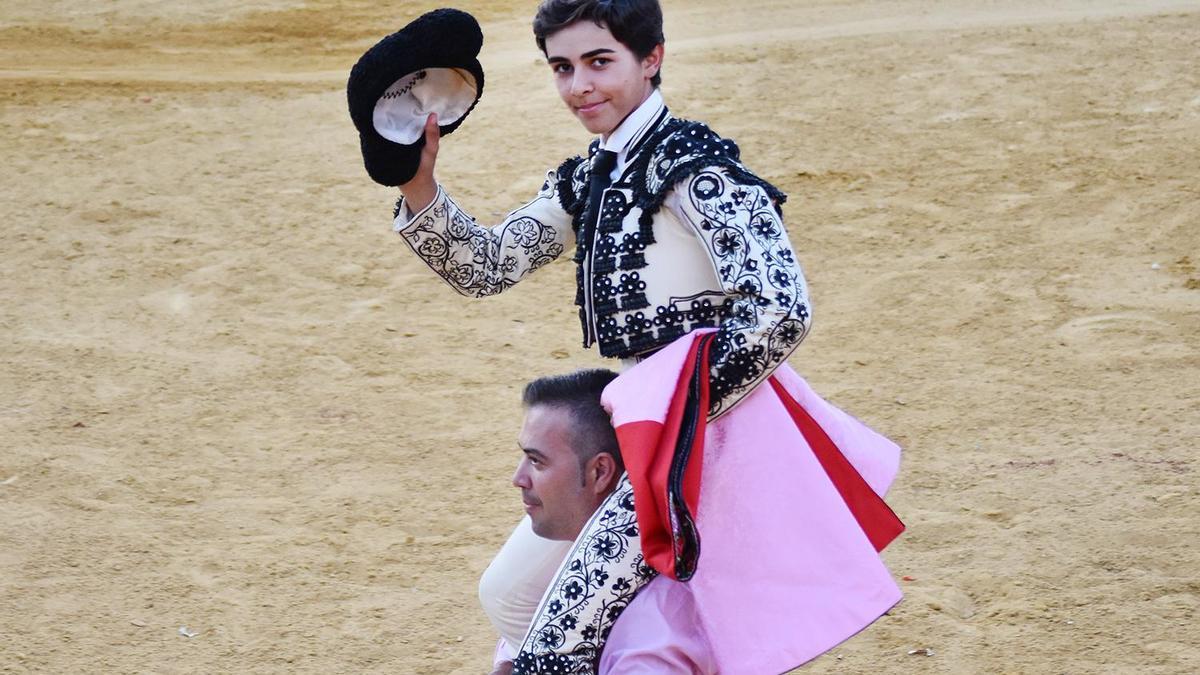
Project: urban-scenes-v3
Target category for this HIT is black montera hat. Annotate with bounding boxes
[347,8,485,186]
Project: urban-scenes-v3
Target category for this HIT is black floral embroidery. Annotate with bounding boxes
[680,167,811,417]
[395,174,571,298]
[415,236,446,258]
[511,219,543,247]
[643,120,788,217]
[512,477,655,675]
[558,119,795,372]
[714,229,745,259]
[552,123,809,417]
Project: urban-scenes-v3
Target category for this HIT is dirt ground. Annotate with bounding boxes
[2,0,1198,672]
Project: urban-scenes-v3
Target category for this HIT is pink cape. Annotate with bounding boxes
[600,331,904,673]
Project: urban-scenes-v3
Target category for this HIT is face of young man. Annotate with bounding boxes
[513,405,608,541]
[544,20,663,138]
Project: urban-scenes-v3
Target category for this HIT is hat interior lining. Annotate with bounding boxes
[373,68,478,145]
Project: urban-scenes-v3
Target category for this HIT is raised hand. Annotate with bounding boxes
[399,112,441,213]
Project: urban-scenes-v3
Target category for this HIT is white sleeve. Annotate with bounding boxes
[393,169,576,297]
[665,165,812,419]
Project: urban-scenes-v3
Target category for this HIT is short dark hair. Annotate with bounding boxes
[522,368,624,476]
[533,0,665,88]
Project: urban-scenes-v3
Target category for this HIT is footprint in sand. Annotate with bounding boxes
[1052,312,1189,357]
[1055,311,1166,334]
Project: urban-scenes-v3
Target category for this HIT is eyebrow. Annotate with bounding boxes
[520,446,550,462]
[547,48,617,64]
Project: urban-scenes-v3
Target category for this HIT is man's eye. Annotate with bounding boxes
[552,63,572,74]
[591,58,610,67]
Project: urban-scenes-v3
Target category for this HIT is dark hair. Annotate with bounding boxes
[533,0,665,88]
[522,368,624,476]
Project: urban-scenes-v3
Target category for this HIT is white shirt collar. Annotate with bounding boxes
[598,89,667,179]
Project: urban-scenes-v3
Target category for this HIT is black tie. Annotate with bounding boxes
[585,149,618,238]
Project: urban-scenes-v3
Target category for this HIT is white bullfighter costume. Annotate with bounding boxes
[393,91,903,673]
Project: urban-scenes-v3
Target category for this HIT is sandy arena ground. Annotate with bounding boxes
[2,0,1198,672]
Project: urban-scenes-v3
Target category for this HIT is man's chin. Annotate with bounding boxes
[528,519,552,539]
[528,515,570,541]
[525,505,546,529]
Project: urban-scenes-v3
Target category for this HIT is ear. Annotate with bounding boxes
[586,452,620,495]
[641,44,664,81]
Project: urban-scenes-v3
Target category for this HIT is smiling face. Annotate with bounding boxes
[513,404,615,541]
[543,20,663,137]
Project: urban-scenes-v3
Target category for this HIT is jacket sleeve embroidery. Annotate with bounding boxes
[640,120,788,221]
[392,169,575,298]
[669,166,812,419]
[511,475,655,674]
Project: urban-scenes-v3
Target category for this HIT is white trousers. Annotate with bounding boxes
[478,515,573,649]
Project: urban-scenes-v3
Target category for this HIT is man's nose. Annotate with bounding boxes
[570,70,593,97]
[512,461,530,489]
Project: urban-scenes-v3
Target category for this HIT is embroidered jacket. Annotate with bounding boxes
[394,113,810,418]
